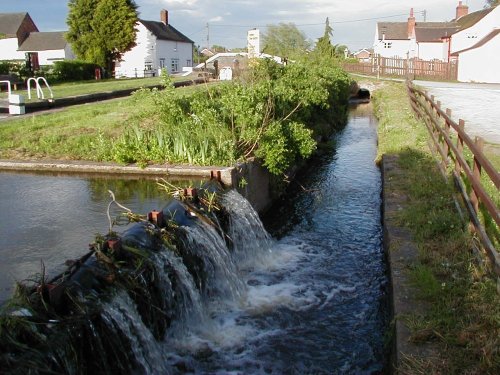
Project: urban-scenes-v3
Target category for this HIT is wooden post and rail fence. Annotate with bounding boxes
[343,56,458,81]
[406,80,500,275]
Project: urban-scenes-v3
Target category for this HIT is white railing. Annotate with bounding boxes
[27,77,53,100]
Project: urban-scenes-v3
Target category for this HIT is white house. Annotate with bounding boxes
[0,13,38,62]
[452,29,500,83]
[18,32,75,66]
[115,10,194,78]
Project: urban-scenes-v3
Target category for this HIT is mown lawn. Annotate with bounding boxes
[371,79,499,374]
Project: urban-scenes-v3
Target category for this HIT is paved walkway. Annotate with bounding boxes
[414,80,500,145]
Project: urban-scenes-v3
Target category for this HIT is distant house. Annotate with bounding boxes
[353,48,372,63]
[0,12,74,69]
[373,2,498,62]
[115,9,194,78]
[0,13,38,62]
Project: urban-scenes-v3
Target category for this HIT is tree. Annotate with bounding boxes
[262,23,311,59]
[486,0,498,7]
[315,17,335,58]
[67,0,138,75]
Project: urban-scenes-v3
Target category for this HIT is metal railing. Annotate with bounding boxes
[407,80,500,274]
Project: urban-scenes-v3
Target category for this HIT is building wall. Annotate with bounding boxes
[416,42,446,61]
[451,7,500,53]
[115,23,155,78]
[155,39,193,74]
[0,38,25,61]
[457,35,500,83]
[374,39,411,58]
[16,15,38,46]
[37,48,70,65]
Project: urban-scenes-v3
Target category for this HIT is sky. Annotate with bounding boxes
[0,0,489,52]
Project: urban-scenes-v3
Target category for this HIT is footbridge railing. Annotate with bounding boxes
[407,80,500,275]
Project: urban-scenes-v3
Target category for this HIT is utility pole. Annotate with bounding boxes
[206,22,210,50]
[421,10,427,22]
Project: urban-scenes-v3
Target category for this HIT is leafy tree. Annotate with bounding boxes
[262,23,311,59]
[66,0,138,75]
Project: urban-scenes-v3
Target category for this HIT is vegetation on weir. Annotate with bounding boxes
[372,80,499,374]
[0,57,351,176]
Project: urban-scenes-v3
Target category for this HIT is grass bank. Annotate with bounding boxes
[0,83,216,161]
[0,76,192,102]
[371,80,499,374]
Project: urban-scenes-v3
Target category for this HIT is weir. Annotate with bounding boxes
[0,181,274,373]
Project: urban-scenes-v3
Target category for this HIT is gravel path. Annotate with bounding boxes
[414,80,500,145]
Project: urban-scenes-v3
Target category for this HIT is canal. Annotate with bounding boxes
[0,103,389,373]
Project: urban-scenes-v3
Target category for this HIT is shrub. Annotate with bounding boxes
[50,60,99,82]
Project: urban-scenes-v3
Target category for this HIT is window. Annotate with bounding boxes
[171,58,179,72]
[384,42,392,49]
[186,60,192,67]
[144,61,153,71]
[159,58,165,68]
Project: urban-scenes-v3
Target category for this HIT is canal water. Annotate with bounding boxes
[0,103,388,373]
[0,174,200,303]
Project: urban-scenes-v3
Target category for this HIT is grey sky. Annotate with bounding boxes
[0,0,488,51]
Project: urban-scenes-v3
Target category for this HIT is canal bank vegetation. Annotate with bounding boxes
[0,57,351,177]
[372,81,499,374]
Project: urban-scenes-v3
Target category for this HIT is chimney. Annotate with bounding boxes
[160,9,168,25]
[407,8,416,39]
[456,1,468,20]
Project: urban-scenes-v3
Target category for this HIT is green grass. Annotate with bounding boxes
[371,80,500,374]
[0,83,217,161]
[0,75,191,102]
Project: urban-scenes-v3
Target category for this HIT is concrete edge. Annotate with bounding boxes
[0,159,234,185]
[382,154,439,373]
[0,158,275,214]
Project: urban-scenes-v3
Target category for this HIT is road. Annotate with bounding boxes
[414,80,500,145]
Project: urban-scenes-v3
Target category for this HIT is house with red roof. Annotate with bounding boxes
[373,2,500,82]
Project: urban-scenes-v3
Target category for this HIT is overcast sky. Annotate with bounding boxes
[0,0,489,51]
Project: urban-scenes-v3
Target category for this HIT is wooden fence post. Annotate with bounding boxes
[455,119,465,176]
[470,136,484,215]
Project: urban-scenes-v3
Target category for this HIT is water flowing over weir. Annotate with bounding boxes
[1,104,388,374]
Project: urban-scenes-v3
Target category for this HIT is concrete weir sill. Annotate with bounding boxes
[0,158,274,214]
[381,154,438,373]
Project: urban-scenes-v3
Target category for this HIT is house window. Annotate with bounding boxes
[159,58,165,68]
[467,34,478,39]
[174,42,178,52]
[186,60,192,67]
[144,61,153,71]
[384,42,392,49]
[171,58,179,72]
